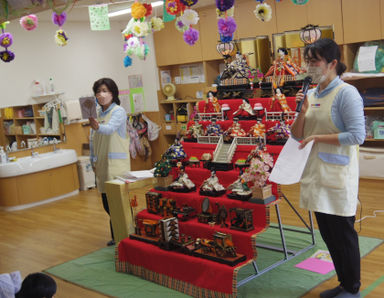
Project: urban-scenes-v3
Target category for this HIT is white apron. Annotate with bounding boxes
[300,83,359,217]
[92,105,130,193]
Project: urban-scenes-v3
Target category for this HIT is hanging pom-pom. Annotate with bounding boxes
[175,17,188,33]
[218,17,237,37]
[132,21,150,37]
[0,50,15,62]
[131,2,147,20]
[215,0,234,12]
[180,9,199,26]
[254,3,272,22]
[165,0,185,16]
[180,0,198,7]
[183,27,199,46]
[0,32,13,48]
[143,3,153,17]
[124,55,133,67]
[151,17,164,31]
[216,7,234,18]
[20,14,38,31]
[52,12,67,27]
[55,29,69,46]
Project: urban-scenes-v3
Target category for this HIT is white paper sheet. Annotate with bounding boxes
[357,46,378,72]
[269,137,314,185]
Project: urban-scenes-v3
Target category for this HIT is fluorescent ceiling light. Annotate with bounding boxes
[108,1,164,18]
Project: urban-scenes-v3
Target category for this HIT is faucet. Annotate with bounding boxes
[31,146,39,157]
[52,138,59,152]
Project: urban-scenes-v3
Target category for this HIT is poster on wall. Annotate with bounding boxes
[119,89,131,114]
[130,88,145,113]
[128,74,143,89]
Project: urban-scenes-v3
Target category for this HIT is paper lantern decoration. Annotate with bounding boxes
[300,24,321,44]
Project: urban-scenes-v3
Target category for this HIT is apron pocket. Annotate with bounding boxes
[318,152,349,189]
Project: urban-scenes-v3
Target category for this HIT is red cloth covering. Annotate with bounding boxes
[118,238,247,295]
[197,98,297,120]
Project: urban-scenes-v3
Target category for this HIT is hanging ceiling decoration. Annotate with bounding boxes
[216,0,236,60]
[0,21,15,62]
[254,1,272,22]
[122,0,165,67]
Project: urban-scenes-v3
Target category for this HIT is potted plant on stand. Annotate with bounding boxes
[241,148,274,200]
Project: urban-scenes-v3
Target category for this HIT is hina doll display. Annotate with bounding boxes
[224,118,247,142]
[205,117,223,136]
[199,170,226,197]
[168,166,196,192]
[248,120,266,138]
[271,88,291,113]
[264,47,302,88]
[266,121,291,145]
[226,175,252,201]
[165,137,187,163]
[233,98,256,120]
[185,118,204,142]
[203,91,221,114]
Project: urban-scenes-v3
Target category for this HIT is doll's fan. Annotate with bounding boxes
[162,83,176,101]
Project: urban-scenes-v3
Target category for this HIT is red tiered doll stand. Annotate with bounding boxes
[115,97,315,297]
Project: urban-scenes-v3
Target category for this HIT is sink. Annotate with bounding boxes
[0,149,78,178]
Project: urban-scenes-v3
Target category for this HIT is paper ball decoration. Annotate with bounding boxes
[131,2,147,19]
[166,0,185,15]
[180,9,199,26]
[0,50,15,62]
[20,14,38,31]
[55,29,68,46]
[0,32,13,47]
[132,21,150,37]
[124,55,132,67]
[180,0,198,7]
[143,3,153,17]
[175,17,188,32]
[215,0,234,12]
[183,27,199,46]
[151,17,164,31]
[218,17,237,37]
[254,3,272,22]
[52,12,67,27]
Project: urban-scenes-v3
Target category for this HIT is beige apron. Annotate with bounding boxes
[93,105,130,193]
[300,83,359,216]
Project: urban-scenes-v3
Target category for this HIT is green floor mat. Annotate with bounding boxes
[45,226,383,298]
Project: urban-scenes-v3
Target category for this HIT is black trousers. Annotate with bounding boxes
[101,193,114,240]
[315,212,360,294]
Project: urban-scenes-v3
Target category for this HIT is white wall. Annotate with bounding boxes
[0,19,160,111]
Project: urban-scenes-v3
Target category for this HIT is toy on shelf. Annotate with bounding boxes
[248,120,266,138]
[205,91,221,113]
[185,117,204,142]
[232,98,257,120]
[205,117,224,136]
[215,203,228,228]
[226,173,252,201]
[229,208,254,232]
[187,156,200,167]
[193,231,246,266]
[271,88,291,113]
[197,197,215,224]
[164,137,187,165]
[146,191,162,214]
[153,154,173,190]
[199,170,226,197]
[168,165,196,192]
[173,205,197,221]
[131,218,161,245]
[266,121,291,145]
[224,118,247,142]
[200,152,213,169]
[159,198,177,217]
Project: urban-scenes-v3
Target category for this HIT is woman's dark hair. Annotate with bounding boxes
[92,78,120,105]
[277,47,288,55]
[304,38,347,76]
[16,273,57,298]
[243,98,250,104]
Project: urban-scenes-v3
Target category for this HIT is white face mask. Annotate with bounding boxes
[97,92,113,106]
[307,65,327,84]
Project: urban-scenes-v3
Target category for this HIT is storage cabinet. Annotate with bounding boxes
[342,0,382,43]
[0,103,65,149]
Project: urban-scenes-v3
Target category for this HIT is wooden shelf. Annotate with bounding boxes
[364,139,384,142]
[160,99,201,104]
[364,107,384,111]
[14,117,34,120]
[342,72,384,81]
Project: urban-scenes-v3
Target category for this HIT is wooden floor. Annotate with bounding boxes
[0,179,383,298]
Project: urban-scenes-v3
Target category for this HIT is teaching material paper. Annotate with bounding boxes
[88,4,110,31]
[269,137,314,185]
[295,250,334,275]
[79,97,97,119]
[357,46,378,72]
[116,170,154,183]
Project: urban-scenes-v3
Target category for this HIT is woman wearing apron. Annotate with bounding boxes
[90,78,130,246]
[291,39,365,298]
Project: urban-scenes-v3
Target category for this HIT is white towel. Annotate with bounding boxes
[64,100,82,122]
[0,271,22,298]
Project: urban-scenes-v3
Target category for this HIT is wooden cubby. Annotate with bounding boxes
[0,103,65,150]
